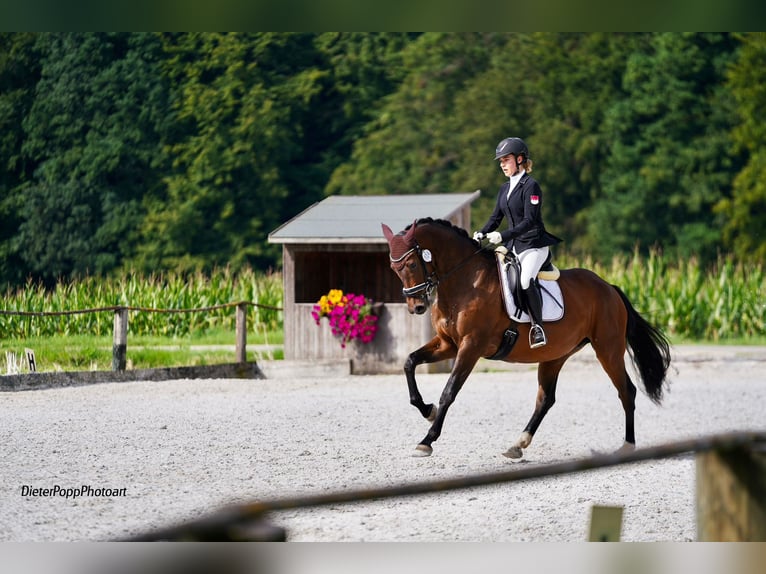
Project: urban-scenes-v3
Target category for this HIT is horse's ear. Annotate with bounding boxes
[381,223,394,242]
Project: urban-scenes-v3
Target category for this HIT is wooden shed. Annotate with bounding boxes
[268,192,480,374]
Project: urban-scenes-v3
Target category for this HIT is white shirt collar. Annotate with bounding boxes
[507,169,526,199]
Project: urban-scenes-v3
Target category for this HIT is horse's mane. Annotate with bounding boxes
[404,217,471,239]
[407,217,494,262]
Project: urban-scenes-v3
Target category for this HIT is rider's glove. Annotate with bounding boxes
[486,231,503,244]
[472,231,484,242]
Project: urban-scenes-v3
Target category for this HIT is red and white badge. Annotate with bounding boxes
[530,195,540,205]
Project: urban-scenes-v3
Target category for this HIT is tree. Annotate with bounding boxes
[133,33,330,272]
[716,32,766,260]
[585,33,741,262]
[325,33,505,199]
[0,33,40,289]
[312,32,416,167]
[15,33,169,283]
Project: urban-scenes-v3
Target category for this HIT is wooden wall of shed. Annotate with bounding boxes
[281,243,450,373]
[287,302,444,374]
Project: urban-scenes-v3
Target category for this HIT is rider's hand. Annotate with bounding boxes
[472,231,484,242]
[486,231,503,244]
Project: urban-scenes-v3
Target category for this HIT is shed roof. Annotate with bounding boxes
[268,192,480,244]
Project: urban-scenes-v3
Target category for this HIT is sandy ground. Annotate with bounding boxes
[1,345,765,542]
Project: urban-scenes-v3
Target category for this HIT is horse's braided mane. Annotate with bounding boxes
[405,217,471,241]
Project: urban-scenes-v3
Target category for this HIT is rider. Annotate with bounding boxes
[473,137,562,349]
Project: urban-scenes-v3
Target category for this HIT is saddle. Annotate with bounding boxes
[494,246,564,323]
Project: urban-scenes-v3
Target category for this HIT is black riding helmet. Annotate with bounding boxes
[494,137,529,161]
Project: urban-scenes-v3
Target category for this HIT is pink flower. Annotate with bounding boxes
[311,289,379,349]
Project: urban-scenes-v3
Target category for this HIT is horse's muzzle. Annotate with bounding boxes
[412,302,428,315]
[402,281,434,315]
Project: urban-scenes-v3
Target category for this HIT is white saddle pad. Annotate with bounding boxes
[498,264,564,323]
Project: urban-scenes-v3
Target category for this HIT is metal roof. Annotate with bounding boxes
[268,192,480,244]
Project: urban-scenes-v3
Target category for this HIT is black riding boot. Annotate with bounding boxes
[523,281,547,349]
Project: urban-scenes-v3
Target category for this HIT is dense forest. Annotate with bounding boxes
[1,32,764,291]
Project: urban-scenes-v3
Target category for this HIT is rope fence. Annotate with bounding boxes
[0,301,284,370]
[0,301,284,316]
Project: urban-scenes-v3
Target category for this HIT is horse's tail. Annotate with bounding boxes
[613,285,671,405]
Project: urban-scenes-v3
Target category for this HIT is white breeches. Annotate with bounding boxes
[513,246,550,289]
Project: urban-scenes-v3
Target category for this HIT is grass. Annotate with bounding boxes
[0,328,283,374]
[668,335,766,346]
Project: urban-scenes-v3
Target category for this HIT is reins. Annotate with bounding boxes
[440,243,494,283]
[393,240,494,300]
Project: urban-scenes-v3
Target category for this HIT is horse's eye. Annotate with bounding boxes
[408,262,417,271]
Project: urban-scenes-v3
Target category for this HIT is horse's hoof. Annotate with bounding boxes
[413,444,433,457]
[427,405,438,422]
[614,442,636,455]
[502,446,523,459]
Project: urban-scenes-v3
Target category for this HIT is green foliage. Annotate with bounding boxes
[585,33,740,263]
[134,33,311,272]
[556,250,765,341]
[0,33,40,289]
[14,33,169,283]
[326,33,504,198]
[716,32,766,261]
[313,33,417,161]
[1,33,766,289]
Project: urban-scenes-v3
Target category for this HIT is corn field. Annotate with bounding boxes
[556,251,765,341]
[0,254,763,341]
[0,268,283,339]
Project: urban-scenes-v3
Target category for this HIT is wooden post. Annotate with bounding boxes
[235,303,247,364]
[588,505,623,541]
[696,447,766,541]
[112,307,129,371]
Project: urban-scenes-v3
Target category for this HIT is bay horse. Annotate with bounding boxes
[382,218,671,458]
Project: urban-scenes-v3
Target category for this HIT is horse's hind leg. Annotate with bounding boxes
[592,341,637,452]
[503,357,567,459]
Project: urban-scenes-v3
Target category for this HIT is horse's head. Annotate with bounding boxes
[382,221,436,315]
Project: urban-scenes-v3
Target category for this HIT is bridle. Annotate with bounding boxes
[391,240,491,306]
[390,243,438,303]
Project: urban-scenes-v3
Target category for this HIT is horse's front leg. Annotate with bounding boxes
[414,345,482,457]
[405,336,457,421]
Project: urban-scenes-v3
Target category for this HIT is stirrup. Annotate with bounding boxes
[529,324,547,349]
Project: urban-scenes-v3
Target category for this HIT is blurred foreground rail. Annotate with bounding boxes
[124,430,766,542]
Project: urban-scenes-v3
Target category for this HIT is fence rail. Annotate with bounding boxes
[0,301,283,370]
[124,430,766,542]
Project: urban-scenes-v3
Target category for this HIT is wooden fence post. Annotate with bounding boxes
[112,307,129,371]
[235,303,247,364]
[696,447,766,541]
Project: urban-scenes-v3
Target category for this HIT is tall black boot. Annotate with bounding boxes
[523,281,547,349]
